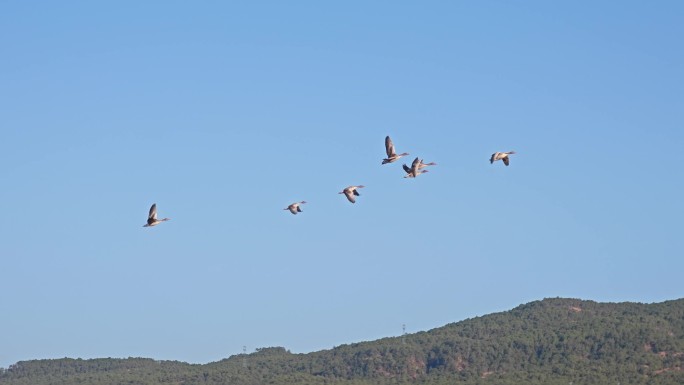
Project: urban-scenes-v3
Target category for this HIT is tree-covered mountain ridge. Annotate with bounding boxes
[2,297,683,385]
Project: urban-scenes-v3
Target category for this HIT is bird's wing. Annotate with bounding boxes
[297,206,303,212]
[385,136,396,157]
[402,164,411,173]
[344,191,356,203]
[148,204,158,220]
[411,157,420,168]
[503,157,510,166]
[353,188,360,196]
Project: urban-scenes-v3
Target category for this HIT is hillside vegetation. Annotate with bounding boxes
[2,298,683,385]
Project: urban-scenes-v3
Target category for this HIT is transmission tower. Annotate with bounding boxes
[402,324,406,345]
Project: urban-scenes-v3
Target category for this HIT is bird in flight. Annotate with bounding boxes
[284,201,307,215]
[382,136,409,164]
[490,151,516,166]
[143,203,170,227]
[416,159,437,170]
[339,185,365,203]
[403,157,430,178]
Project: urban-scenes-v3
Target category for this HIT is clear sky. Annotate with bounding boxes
[1,1,683,369]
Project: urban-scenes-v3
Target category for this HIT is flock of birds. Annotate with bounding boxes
[143,136,516,225]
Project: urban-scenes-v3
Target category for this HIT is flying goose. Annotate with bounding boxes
[403,157,429,178]
[382,136,409,164]
[143,203,170,227]
[339,185,365,203]
[417,159,437,169]
[284,201,307,215]
[490,151,516,166]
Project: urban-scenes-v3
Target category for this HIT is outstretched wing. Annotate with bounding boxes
[402,164,411,173]
[503,156,510,166]
[148,204,158,220]
[385,136,396,157]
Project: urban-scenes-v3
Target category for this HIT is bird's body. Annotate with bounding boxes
[490,151,516,166]
[339,185,365,203]
[403,157,430,178]
[143,203,170,227]
[382,136,409,164]
[284,201,307,215]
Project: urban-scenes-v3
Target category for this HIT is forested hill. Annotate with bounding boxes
[2,298,683,385]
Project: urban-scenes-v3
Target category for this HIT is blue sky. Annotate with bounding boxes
[1,1,683,368]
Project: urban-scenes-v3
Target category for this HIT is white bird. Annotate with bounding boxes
[339,185,365,203]
[284,201,307,215]
[382,136,409,164]
[490,151,516,166]
[143,203,170,227]
[403,157,430,178]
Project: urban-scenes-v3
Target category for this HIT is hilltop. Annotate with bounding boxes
[2,298,683,385]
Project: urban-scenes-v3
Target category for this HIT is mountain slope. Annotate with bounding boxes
[2,298,683,385]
